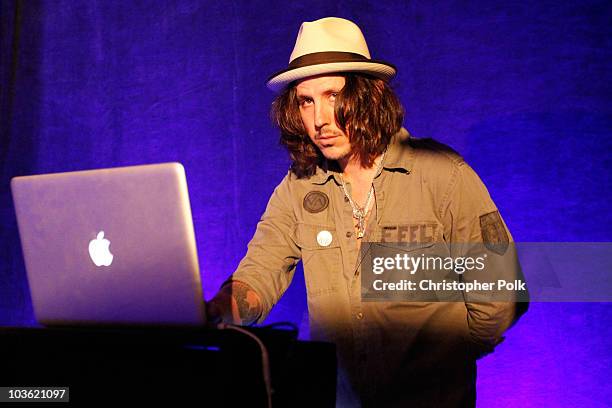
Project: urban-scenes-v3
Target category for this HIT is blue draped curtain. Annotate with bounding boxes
[1,1,611,406]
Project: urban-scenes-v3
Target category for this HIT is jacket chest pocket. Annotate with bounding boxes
[294,223,341,297]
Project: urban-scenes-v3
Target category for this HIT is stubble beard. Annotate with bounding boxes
[320,144,352,162]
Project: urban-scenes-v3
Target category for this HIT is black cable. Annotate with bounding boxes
[216,323,273,408]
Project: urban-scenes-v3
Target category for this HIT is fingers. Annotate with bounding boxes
[204,300,223,327]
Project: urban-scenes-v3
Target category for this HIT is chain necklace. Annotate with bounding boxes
[339,150,386,239]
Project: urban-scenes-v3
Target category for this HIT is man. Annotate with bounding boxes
[207,17,527,407]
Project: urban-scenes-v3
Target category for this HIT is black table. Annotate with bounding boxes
[0,326,337,406]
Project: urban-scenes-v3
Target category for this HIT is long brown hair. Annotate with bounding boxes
[271,73,404,178]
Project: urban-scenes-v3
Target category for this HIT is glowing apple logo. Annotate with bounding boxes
[88,231,114,266]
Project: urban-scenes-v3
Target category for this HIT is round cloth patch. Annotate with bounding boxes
[303,191,329,213]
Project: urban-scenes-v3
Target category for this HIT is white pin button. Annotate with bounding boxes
[317,230,333,247]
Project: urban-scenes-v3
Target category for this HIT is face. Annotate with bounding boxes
[296,75,351,162]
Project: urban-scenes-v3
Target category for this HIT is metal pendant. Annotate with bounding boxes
[356,216,366,239]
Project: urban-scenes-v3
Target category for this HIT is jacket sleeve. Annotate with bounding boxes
[442,161,528,358]
[228,172,301,323]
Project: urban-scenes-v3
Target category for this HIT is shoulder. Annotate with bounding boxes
[269,169,315,203]
[401,137,498,221]
[401,136,469,191]
[407,136,466,170]
[402,136,493,205]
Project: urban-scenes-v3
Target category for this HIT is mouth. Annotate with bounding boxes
[317,134,338,141]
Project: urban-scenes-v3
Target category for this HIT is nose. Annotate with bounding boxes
[314,101,330,130]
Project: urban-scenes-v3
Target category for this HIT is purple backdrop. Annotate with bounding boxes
[1,1,611,406]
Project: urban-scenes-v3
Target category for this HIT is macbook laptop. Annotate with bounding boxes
[10,162,206,327]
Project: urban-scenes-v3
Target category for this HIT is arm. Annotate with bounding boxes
[207,173,301,326]
[442,162,528,356]
[206,280,263,326]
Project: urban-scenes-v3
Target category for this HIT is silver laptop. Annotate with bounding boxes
[11,162,206,327]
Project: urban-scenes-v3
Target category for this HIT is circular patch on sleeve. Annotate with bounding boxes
[303,191,329,213]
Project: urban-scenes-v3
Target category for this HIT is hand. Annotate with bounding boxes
[204,299,223,328]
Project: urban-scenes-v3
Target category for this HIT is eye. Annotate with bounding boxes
[299,98,313,107]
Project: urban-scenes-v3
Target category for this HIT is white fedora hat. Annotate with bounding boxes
[266,17,397,92]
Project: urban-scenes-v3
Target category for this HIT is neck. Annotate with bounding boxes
[338,153,383,183]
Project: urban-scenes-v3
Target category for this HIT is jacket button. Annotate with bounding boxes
[344,196,349,202]
[346,231,353,238]
[356,312,364,320]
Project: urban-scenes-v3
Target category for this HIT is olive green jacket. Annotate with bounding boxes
[230,128,526,406]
